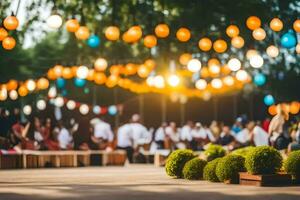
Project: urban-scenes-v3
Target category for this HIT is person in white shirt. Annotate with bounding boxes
[190,123,211,150]
[251,123,269,146]
[129,114,150,149]
[90,118,114,150]
[180,121,194,148]
[55,121,73,150]
[165,122,182,150]
[116,122,134,163]
[154,122,167,149]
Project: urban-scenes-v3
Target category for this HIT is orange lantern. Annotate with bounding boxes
[137,65,150,78]
[105,26,120,41]
[270,18,283,32]
[213,39,227,53]
[62,67,73,79]
[122,31,132,43]
[221,65,231,75]
[71,66,78,76]
[198,37,212,51]
[144,59,156,70]
[94,58,108,71]
[18,85,28,97]
[106,75,118,87]
[75,26,90,40]
[53,65,63,77]
[94,73,107,85]
[3,15,19,30]
[252,28,266,41]
[290,101,300,114]
[176,28,191,42]
[231,36,244,48]
[154,24,170,38]
[47,69,56,80]
[125,63,137,75]
[66,19,80,32]
[86,69,95,81]
[2,36,16,50]
[208,58,220,68]
[268,105,277,116]
[179,53,192,65]
[226,25,239,38]
[6,80,18,91]
[37,78,49,90]
[0,27,8,41]
[293,19,300,33]
[246,16,261,30]
[127,26,142,42]
[200,67,209,78]
[110,65,121,75]
[143,35,157,48]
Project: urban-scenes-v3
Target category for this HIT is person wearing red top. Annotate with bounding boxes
[262,117,271,132]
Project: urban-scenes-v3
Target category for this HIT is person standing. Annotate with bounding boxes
[90,117,114,150]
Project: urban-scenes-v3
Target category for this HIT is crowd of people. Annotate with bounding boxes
[0,105,299,163]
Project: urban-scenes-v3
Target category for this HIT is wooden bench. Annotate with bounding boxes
[0,152,23,169]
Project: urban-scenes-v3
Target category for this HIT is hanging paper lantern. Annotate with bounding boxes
[23,105,32,115]
[47,69,56,80]
[153,75,165,88]
[56,78,66,89]
[167,74,180,87]
[26,79,36,91]
[268,105,277,116]
[127,26,142,42]
[223,76,235,86]
[62,67,73,79]
[208,58,220,68]
[106,75,118,88]
[270,18,283,32]
[200,67,209,78]
[187,59,201,72]
[264,95,275,106]
[254,73,266,86]
[66,100,76,110]
[228,58,241,71]
[75,26,90,40]
[54,97,64,107]
[209,64,221,75]
[231,36,244,48]
[3,15,19,30]
[76,65,89,79]
[252,28,266,41]
[198,37,212,51]
[250,55,264,68]
[143,35,157,48]
[124,63,137,75]
[137,65,150,78]
[154,24,169,38]
[87,35,100,48]
[37,78,49,90]
[6,80,18,91]
[226,25,239,38]
[221,65,231,75]
[93,105,101,115]
[246,49,258,60]
[46,14,62,29]
[213,39,227,53]
[9,90,18,100]
[246,16,261,30]
[179,53,192,65]
[66,19,80,32]
[195,79,207,90]
[94,58,108,71]
[105,26,120,41]
[86,69,95,81]
[53,65,63,77]
[48,87,57,98]
[296,44,300,54]
[266,45,279,58]
[108,105,118,115]
[0,27,8,41]
[280,32,297,49]
[37,100,47,111]
[94,72,107,85]
[176,28,191,42]
[79,104,89,115]
[293,19,300,33]
[74,78,86,87]
[290,101,300,115]
[144,59,156,70]
[236,70,248,82]
[211,78,223,89]
[2,36,16,50]
[0,88,7,101]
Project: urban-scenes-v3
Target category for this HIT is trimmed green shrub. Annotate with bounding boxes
[165,149,196,178]
[182,157,207,180]
[204,144,226,161]
[284,150,300,179]
[245,146,282,174]
[231,146,255,158]
[216,154,245,183]
[203,158,221,182]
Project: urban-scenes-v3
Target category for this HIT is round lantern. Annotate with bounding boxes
[66,19,80,32]
[187,59,201,72]
[18,86,28,97]
[62,67,73,79]
[153,75,165,88]
[37,100,47,111]
[213,39,227,53]
[296,44,300,54]
[0,28,8,41]
[228,58,241,71]
[236,70,248,82]
[37,78,49,90]
[246,49,258,60]
[94,73,107,85]
[246,16,261,30]
[198,37,212,51]
[46,14,62,29]
[0,89,7,101]
[53,65,63,77]
[280,32,297,49]
[48,87,57,98]
[250,55,264,68]
[3,15,19,30]
[87,35,100,48]
[231,36,244,48]
[108,105,118,115]
[143,35,157,48]
[125,63,137,75]
[195,79,207,90]
[268,105,277,115]
[179,53,192,65]
[105,26,120,41]
[144,59,156,69]
[264,95,275,106]
[76,65,89,79]
[9,90,18,100]
[252,28,266,40]
[26,79,36,91]
[270,18,283,32]
[74,78,86,87]
[223,76,234,86]
[266,45,279,58]
[94,58,108,71]
[154,24,169,38]
[54,97,64,107]
[6,80,18,91]
[200,67,209,78]
[56,78,66,89]
[2,36,16,50]
[211,78,223,89]
[167,74,180,87]
[66,100,76,110]
[226,25,239,38]
[79,104,89,115]
[137,65,150,78]
[75,26,90,40]
[23,105,32,115]
[93,105,101,115]
[176,28,191,42]
[254,73,266,86]
[290,101,300,115]
[127,26,142,42]
[293,19,300,33]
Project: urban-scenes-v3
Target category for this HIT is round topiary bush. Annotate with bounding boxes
[284,150,300,179]
[182,157,207,180]
[165,149,196,178]
[245,146,282,174]
[203,158,221,182]
[231,146,255,158]
[216,154,246,183]
[204,144,226,161]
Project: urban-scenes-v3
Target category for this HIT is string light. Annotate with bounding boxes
[228,58,241,71]
[250,55,264,68]
[46,14,63,29]
[79,104,89,115]
[187,59,201,72]
[211,78,223,89]
[66,100,76,110]
[195,79,207,90]
[167,74,180,87]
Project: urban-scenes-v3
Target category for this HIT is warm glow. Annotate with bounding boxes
[9,90,18,100]
[195,79,207,90]
[252,28,266,41]
[236,70,248,82]
[250,55,264,68]
[167,74,180,87]
[77,65,89,79]
[37,100,47,110]
[246,49,258,59]
[23,105,32,115]
[54,97,64,107]
[223,76,235,86]
[187,59,201,72]
[26,79,36,91]
[228,58,241,71]
[266,45,279,58]
[154,76,165,88]
[79,104,89,115]
[66,100,76,110]
[94,58,108,71]
[48,87,57,98]
[211,78,223,89]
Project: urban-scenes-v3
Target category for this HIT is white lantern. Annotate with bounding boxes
[187,59,201,72]
[250,55,264,68]
[9,90,18,100]
[54,96,64,107]
[252,28,266,41]
[146,76,155,86]
[37,100,47,110]
[93,105,101,114]
[167,74,180,87]
[209,64,221,74]
[0,88,7,101]
[94,58,108,71]
[46,14,63,29]
[76,65,89,79]
[223,76,234,86]
[66,100,76,110]
[154,75,165,88]
[266,45,279,58]
[236,70,248,82]
[195,79,207,90]
[211,78,223,89]
[228,58,241,71]
[48,87,57,98]
[79,104,89,115]
[26,79,36,91]
[246,49,258,60]
[23,105,32,115]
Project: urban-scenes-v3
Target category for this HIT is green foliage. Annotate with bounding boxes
[165,149,195,178]
[245,146,282,174]
[203,158,221,182]
[216,154,245,182]
[284,150,300,179]
[204,144,226,161]
[231,146,255,158]
[182,157,207,180]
